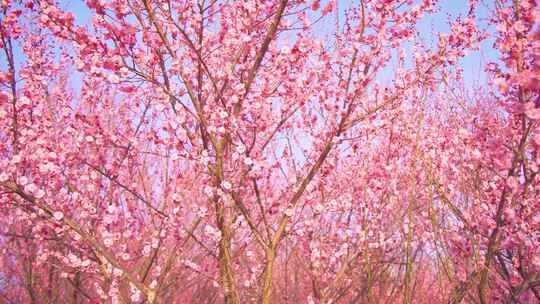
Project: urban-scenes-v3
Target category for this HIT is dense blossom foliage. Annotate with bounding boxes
[0,0,539,303]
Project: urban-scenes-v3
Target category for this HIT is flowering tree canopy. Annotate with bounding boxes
[1,0,540,303]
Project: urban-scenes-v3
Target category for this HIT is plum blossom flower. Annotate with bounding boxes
[204,224,222,242]
[503,208,516,222]
[221,180,232,191]
[19,176,28,186]
[35,189,46,199]
[204,185,213,196]
[107,74,120,84]
[143,245,152,256]
[236,144,246,154]
[197,206,208,218]
[131,292,141,302]
[172,192,182,202]
[24,183,37,193]
[104,238,113,247]
[513,20,526,33]
[284,207,294,217]
[243,157,253,166]
[311,0,320,11]
[532,255,540,268]
[113,268,123,277]
[53,211,64,221]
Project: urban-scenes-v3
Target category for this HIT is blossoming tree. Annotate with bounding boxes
[0,0,539,303]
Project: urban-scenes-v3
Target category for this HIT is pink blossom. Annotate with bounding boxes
[34,189,45,198]
[18,176,28,186]
[221,180,232,191]
[53,211,64,221]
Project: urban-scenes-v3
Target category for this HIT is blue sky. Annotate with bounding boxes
[2,0,499,94]
[419,0,499,85]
